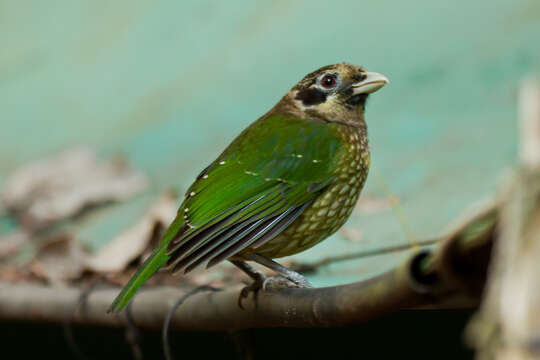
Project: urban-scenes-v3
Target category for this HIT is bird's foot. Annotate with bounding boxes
[262,275,312,290]
[237,274,312,309]
[238,273,265,309]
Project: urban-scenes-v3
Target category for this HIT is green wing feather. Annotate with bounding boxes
[108,114,344,312]
[107,216,183,312]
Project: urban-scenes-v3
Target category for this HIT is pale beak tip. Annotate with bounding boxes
[352,71,389,95]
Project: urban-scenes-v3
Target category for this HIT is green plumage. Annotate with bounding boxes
[184,115,343,227]
[109,63,387,313]
[109,115,345,312]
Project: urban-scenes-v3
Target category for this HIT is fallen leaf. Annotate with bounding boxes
[29,235,86,286]
[0,264,28,283]
[84,192,178,273]
[0,148,148,230]
[0,231,28,260]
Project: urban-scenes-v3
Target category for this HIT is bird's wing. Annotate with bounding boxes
[109,114,343,312]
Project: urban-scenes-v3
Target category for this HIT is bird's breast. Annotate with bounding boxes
[242,124,370,258]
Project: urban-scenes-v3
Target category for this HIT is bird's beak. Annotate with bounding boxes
[351,72,389,95]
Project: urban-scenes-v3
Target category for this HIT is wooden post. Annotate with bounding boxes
[468,77,540,359]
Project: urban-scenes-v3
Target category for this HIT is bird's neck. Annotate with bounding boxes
[334,116,368,151]
[270,93,368,130]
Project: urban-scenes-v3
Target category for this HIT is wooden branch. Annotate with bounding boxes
[466,77,540,360]
[0,260,452,330]
[0,207,494,331]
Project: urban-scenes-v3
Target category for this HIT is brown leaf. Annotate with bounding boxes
[29,235,86,286]
[0,231,28,260]
[84,192,178,273]
[0,148,148,230]
[0,264,28,283]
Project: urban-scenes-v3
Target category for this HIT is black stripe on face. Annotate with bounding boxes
[295,88,327,106]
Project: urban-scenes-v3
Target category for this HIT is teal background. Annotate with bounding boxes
[1,1,539,285]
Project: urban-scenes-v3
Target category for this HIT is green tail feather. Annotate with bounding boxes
[107,246,169,312]
[108,216,183,313]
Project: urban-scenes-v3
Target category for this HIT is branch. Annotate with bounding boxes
[291,238,440,274]
[293,198,498,275]
[0,208,493,331]
[0,262,439,330]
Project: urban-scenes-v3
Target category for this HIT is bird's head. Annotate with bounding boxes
[277,63,388,127]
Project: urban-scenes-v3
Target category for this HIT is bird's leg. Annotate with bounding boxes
[231,255,313,309]
[241,253,313,288]
[230,260,267,308]
[231,260,266,283]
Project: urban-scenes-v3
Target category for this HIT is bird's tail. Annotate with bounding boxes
[108,216,183,313]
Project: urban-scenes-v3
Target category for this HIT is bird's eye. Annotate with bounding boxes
[321,74,336,89]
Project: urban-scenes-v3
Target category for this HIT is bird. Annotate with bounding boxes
[109,63,388,312]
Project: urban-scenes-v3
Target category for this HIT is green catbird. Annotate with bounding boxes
[109,63,388,312]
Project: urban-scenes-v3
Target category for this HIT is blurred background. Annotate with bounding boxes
[2,0,538,283]
[1,1,539,359]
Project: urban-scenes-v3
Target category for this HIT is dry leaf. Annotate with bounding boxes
[29,235,86,285]
[0,148,148,230]
[84,192,178,273]
[0,264,28,283]
[0,231,28,260]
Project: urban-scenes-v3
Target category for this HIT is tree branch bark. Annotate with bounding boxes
[0,203,494,331]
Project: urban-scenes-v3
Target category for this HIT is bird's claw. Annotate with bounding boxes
[237,275,312,309]
[237,278,264,309]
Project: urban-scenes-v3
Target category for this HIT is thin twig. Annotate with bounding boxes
[291,238,440,273]
[163,285,221,360]
[63,282,102,360]
[126,301,144,360]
